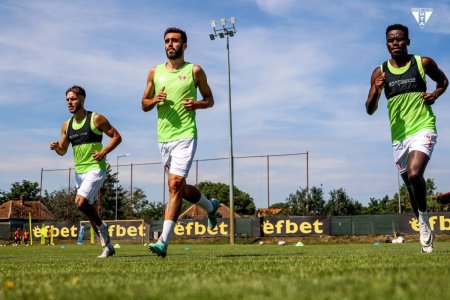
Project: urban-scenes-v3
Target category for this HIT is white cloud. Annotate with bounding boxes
[1,0,450,208]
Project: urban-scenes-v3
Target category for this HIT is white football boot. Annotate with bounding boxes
[97,243,115,258]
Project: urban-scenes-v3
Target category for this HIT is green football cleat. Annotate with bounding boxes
[208,199,220,229]
[148,241,167,258]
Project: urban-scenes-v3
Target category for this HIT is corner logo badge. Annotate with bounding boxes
[411,8,433,29]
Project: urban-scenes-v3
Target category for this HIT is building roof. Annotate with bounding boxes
[0,200,55,221]
[179,203,241,219]
[256,208,284,217]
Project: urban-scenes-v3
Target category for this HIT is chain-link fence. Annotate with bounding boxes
[39,152,309,217]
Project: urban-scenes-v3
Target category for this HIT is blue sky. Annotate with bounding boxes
[1,0,450,209]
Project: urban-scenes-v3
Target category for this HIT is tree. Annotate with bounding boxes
[0,180,41,204]
[390,177,439,214]
[42,188,82,222]
[285,187,308,216]
[281,186,326,216]
[98,164,128,220]
[196,181,256,215]
[139,201,165,221]
[124,187,165,220]
[324,188,363,216]
[363,196,390,215]
[309,186,326,215]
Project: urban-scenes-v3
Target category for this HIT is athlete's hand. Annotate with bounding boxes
[50,141,60,151]
[375,72,386,92]
[155,86,166,104]
[92,151,105,162]
[183,98,195,111]
[421,92,437,105]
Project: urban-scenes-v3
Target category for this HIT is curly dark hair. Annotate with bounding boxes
[386,24,409,39]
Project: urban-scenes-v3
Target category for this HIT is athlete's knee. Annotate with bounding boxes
[75,196,88,210]
[168,175,184,192]
[407,169,424,184]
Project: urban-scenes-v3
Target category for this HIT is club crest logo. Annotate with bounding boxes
[179,75,187,81]
[411,8,433,29]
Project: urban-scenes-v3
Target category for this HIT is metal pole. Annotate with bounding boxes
[39,168,43,221]
[67,167,71,222]
[130,163,133,219]
[163,169,166,217]
[196,160,198,185]
[116,156,119,220]
[39,168,43,200]
[267,155,270,208]
[397,172,402,214]
[115,154,129,220]
[226,34,235,245]
[306,151,310,214]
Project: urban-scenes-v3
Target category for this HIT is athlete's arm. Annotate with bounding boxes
[92,114,122,162]
[422,56,448,105]
[183,65,214,111]
[142,67,166,112]
[50,120,70,156]
[365,67,385,115]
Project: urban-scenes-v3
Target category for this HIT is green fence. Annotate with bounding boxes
[331,215,399,236]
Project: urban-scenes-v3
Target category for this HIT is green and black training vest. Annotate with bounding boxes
[67,111,106,173]
[381,55,436,142]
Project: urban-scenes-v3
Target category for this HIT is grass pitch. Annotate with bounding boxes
[1,241,450,300]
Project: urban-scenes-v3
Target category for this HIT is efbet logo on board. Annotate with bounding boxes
[411,8,433,29]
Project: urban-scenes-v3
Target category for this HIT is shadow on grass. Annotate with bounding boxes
[217,252,305,258]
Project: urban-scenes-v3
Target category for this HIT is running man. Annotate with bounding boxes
[365,24,448,253]
[50,85,122,258]
[14,228,21,245]
[141,27,219,257]
[23,229,30,245]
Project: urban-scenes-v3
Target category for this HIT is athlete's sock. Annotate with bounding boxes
[159,220,176,246]
[196,194,214,213]
[418,210,430,226]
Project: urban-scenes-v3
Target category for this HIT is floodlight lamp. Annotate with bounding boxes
[209,34,215,40]
[210,20,216,29]
[229,31,234,37]
[219,32,225,38]
[220,18,226,26]
[230,17,236,24]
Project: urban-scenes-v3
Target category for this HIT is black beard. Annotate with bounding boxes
[166,47,183,59]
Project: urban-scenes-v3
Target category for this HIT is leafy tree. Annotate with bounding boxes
[124,187,165,220]
[42,188,82,222]
[282,186,326,216]
[390,177,438,214]
[324,188,363,216]
[196,181,256,215]
[139,201,165,221]
[98,164,128,220]
[309,186,326,215]
[363,196,390,215]
[285,187,308,216]
[1,180,41,203]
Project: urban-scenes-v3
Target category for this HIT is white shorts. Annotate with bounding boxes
[75,169,106,204]
[158,137,197,178]
[393,129,437,174]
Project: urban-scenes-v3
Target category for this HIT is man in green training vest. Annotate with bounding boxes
[50,85,122,258]
[365,24,448,253]
[142,27,219,258]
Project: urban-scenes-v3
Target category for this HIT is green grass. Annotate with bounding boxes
[1,241,450,300]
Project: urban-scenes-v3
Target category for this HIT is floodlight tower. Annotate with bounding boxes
[209,17,237,244]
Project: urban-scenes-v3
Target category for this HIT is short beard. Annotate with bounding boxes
[166,47,183,60]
